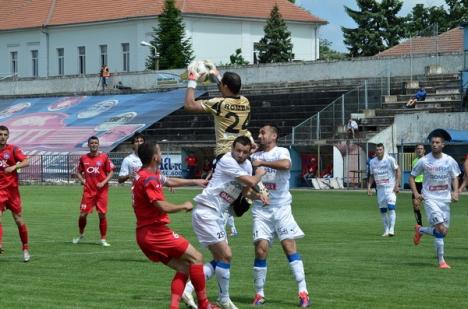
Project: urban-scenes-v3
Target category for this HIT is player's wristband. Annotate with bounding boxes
[187,80,197,89]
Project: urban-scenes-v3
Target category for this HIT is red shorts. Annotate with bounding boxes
[136,224,189,264]
[0,186,22,214]
[80,191,108,214]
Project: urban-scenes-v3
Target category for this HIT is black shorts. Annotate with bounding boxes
[412,182,422,199]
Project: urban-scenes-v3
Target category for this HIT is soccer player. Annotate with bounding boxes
[189,136,267,309]
[410,132,460,269]
[0,125,30,262]
[250,124,310,307]
[73,136,115,246]
[184,68,254,157]
[411,144,425,225]
[459,154,468,192]
[133,142,218,309]
[118,132,145,184]
[367,143,400,237]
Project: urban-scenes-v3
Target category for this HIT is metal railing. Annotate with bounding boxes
[279,80,384,145]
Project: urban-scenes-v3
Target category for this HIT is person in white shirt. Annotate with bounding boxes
[367,143,400,237]
[250,124,310,308]
[118,133,145,184]
[410,132,460,269]
[346,117,359,139]
[190,136,267,309]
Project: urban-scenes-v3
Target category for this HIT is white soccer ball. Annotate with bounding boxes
[187,60,210,81]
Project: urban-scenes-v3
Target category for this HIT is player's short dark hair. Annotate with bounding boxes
[431,131,445,141]
[263,124,279,141]
[376,143,384,148]
[232,135,251,148]
[138,143,157,165]
[88,136,99,143]
[131,132,145,143]
[0,125,9,132]
[415,144,424,149]
[222,72,241,94]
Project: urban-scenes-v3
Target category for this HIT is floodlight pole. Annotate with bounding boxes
[140,41,160,87]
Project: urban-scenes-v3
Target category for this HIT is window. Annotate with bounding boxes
[78,46,86,75]
[100,44,108,67]
[465,50,468,70]
[31,50,38,77]
[10,51,18,75]
[122,43,130,72]
[57,48,64,76]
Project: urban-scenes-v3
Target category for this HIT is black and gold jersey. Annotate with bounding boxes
[200,95,252,155]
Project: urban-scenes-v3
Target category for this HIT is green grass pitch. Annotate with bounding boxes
[0,186,467,308]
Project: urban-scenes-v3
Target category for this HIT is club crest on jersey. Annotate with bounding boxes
[3,153,10,159]
[96,161,103,166]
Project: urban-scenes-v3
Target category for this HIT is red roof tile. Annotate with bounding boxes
[0,0,326,31]
[376,27,463,57]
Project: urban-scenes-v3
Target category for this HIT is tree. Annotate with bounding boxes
[319,39,347,60]
[229,48,249,65]
[445,0,468,29]
[256,4,293,63]
[342,0,405,57]
[145,0,193,70]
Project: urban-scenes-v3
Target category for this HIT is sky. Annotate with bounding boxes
[296,0,446,52]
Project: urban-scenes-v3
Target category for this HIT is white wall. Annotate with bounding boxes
[0,16,319,78]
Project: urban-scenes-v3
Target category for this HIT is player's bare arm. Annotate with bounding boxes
[393,167,401,193]
[252,159,291,170]
[237,168,266,188]
[409,175,422,200]
[76,171,85,185]
[97,170,114,189]
[451,176,459,202]
[165,177,208,188]
[4,158,29,173]
[367,175,374,196]
[184,88,204,112]
[460,159,468,192]
[155,200,193,213]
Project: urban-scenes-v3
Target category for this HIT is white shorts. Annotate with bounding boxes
[376,187,396,208]
[192,204,226,247]
[252,204,304,244]
[424,199,450,227]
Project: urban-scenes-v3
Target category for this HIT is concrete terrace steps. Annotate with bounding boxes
[375,106,457,117]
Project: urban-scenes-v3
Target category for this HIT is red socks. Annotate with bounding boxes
[18,224,28,250]
[78,216,87,234]
[170,272,188,309]
[190,263,209,308]
[99,217,107,239]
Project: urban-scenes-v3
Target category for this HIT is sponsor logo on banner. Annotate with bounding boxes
[160,154,183,177]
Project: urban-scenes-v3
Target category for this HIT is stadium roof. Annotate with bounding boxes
[376,27,463,58]
[0,0,327,31]
[0,89,191,153]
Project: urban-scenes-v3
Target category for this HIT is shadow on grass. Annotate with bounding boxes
[233,295,296,307]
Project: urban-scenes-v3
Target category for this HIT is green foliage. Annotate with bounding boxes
[405,0,468,36]
[2,187,468,308]
[319,39,347,60]
[229,48,249,65]
[256,4,293,63]
[145,0,194,70]
[342,0,405,57]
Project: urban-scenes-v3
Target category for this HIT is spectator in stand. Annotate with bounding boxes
[346,117,359,139]
[303,156,317,186]
[99,65,110,91]
[406,87,426,108]
[185,152,198,179]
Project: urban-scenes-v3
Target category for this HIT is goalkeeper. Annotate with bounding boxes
[184,61,262,217]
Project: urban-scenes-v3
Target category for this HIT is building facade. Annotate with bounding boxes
[0,0,326,78]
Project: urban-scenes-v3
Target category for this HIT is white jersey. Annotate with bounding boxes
[369,154,398,189]
[411,153,460,202]
[119,153,142,177]
[194,152,252,212]
[251,146,292,207]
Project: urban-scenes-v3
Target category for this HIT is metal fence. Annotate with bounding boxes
[19,153,126,184]
[279,80,384,145]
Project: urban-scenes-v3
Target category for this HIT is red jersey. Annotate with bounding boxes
[77,152,114,194]
[0,144,27,190]
[132,168,169,228]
